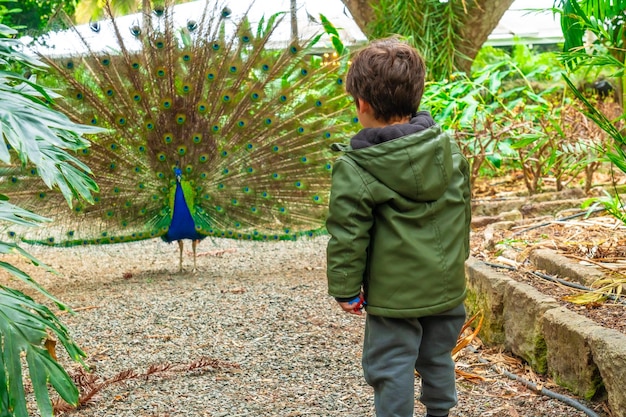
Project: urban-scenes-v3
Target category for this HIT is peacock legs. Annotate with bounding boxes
[177,239,200,273]
[177,240,184,272]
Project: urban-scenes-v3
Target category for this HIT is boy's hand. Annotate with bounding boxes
[338,294,366,315]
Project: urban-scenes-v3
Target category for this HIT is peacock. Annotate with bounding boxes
[4,0,356,271]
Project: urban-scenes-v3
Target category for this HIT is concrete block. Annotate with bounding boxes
[503,281,559,373]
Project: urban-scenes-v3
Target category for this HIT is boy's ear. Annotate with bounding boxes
[357,98,372,114]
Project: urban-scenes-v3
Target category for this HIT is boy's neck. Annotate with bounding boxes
[366,115,411,128]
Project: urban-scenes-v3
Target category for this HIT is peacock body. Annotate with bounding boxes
[4,0,356,269]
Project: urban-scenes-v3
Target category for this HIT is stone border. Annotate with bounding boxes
[465,256,626,417]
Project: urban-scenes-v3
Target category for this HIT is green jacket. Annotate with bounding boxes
[326,116,471,318]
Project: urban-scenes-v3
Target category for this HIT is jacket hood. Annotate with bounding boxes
[332,111,453,201]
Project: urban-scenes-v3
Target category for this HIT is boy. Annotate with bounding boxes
[326,38,471,417]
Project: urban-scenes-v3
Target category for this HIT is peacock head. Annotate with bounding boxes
[174,167,183,182]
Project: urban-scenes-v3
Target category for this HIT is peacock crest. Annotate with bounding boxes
[4,0,356,265]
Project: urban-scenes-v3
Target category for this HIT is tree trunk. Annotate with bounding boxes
[455,0,515,73]
[340,0,375,34]
[340,0,515,73]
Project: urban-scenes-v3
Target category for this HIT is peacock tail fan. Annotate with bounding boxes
[5,0,358,247]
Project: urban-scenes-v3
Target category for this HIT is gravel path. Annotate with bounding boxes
[5,237,608,417]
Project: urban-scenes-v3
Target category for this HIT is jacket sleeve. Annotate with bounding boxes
[326,157,375,298]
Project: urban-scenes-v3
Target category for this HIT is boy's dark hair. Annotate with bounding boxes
[345,38,426,122]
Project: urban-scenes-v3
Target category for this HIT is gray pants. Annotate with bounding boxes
[362,304,466,417]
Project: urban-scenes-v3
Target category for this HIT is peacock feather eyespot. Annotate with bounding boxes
[203,193,210,200]
[146,121,155,129]
[155,40,165,49]
[182,53,192,61]
[272,173,280,179]
[200,172,208,178]
[199,154,207,163]
[186,20,197,31]
[193,135,202,144]
[38,192,46,199]
[264,118,272,125]
[221,150,228,157]
[134,166,141,172]
[10,176,17,183]
[133,93,141,102]
[153,6,164,16]
[176,114,186,124]
[106,89,114,96]
[110,143,118,151]
[163,134,173,144]
[82,148,90,154]
[132,62,140,69]
[229,66,237,73]
[218,183,225,189]
[76,92,83,100]
[297,127,305,134]
[250,92,260,101]
[352,117,359,124]
[113,187,120,193]
[74,206,82,212]
[300,68,308,76]
[138,183,145,189]
[157,68,166,77]
[294,181,304,188]
[237,120,245,128]
[250,206,257,213]
[246,167,254,173]
[152,194,159,200]
[222,168,229,175]
[300,156,308,163]
[324,132,331,139]
[216,206,224,213]
[161,186,168,193]
[279,95,288,102]
[222,94,231,102]
[178,146,186,155]
[313,195,321,202]
[90,118,98,125]
[29,168,37,175]
[207,73,215,81]
[125,201,132,207]
[212,125,220,132]
[140,208,147,215]
[129,24,141,36]
[315,100,323,107]
[246,143,253,150]
[261,64,270,71]
[109,162,116,170]
[272,145,280,152]
[290,45,299,54]
[243,186,251,193]
[138,145,146,153]
[241,35,251,43]
[198,103,208,113]
[182,85,190,93]
[162,99,172,109]
[212,43,220,51]
[157,153,166,161]
[117,117,127,126]
[65,61,74,69]
[157,172,165,179]
[231,199,238,205]
[325,163,332,171]
[47,237,55,244]
[337,77,343,85]
[67,231,74,237]
[185,165,192,173]
[101,58,110,66]
[94,196,100,202]
[106,211,114,218]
